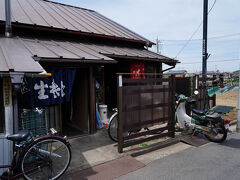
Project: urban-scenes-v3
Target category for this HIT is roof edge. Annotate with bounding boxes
[39,57,118,64]
[102,53,178,65]
[0,21,153,46]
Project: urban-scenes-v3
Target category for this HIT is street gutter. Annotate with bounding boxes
[130,136,181,157]
[130,120,237,157]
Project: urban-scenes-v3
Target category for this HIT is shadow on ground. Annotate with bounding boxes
[65,129,120,175]
[219,137,240,149]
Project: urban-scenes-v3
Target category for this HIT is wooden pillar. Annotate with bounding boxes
[89,66,96,134]
[168,75,175,138]
[59,104,62,135]
[118,75,123,153]
[13,94,18,133]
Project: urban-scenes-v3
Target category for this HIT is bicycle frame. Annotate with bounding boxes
[109,111,118,126]
[0,141,23,180]
[0,134,68,180]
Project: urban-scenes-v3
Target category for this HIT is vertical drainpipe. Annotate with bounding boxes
[5,0,12,37]
[3,0,13,165]
[10,73,24,134]
[5,0,15,134]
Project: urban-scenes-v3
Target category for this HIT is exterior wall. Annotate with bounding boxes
[145,61,162,74]
[0,78,13,174]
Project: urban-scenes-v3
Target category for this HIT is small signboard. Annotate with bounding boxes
[3,77,12,107]
[130,62,145,79]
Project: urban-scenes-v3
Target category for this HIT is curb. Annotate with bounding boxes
[130,137,181,157]
[130,119,239,158]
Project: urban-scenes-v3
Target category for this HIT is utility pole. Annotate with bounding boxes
[237,68,240,132]
[202,0,208,110]
[156,38,163,54]
[156,37,160,54]
[202,0,208,85]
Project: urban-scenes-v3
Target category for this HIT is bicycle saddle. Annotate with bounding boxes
[7,130,30,142]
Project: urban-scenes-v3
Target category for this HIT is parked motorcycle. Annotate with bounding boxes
[175,93,235,142]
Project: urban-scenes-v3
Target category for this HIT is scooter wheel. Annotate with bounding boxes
[204,125,227,143]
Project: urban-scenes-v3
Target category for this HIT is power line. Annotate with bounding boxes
[174,22,202,58]
[174,0,217,58]
[157,33,240,42]
[181,58,240,64]
[208,0,217,14]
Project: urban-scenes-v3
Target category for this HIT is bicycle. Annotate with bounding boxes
[108,108,150,142]
[0,128,71,180]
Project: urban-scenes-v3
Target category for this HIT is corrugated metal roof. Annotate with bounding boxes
[0,37,44,72]
[0,36,116,72]
[169,70,187,74]
[84,44,178,65]
[0,0,150,44]
[0,36,177,72]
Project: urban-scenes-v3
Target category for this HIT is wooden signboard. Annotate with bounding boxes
[3,77,12,107]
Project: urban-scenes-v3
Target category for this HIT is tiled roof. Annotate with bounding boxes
[0,0,150,44]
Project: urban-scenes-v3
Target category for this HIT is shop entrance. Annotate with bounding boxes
[104,64,118,110]
[62,68,89,137]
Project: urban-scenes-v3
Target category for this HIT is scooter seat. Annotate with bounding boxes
[192,109,206,116]
[206,113,221,120]
[186,97,196,104]
[7,130,30,142]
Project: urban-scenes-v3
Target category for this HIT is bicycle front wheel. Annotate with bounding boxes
[108,113,118,142]
[21,137,71,180]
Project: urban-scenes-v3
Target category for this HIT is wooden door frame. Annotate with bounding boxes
[89,66,96,134]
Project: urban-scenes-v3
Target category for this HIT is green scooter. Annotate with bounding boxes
[175,93,235,142]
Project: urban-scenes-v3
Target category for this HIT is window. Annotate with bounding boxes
[0,78,5,133]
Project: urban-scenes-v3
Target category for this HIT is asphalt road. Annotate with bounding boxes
[116,133,240,180]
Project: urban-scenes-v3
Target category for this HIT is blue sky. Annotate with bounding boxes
[52,0,240,72]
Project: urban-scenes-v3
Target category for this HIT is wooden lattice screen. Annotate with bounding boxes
[117,75,175,153]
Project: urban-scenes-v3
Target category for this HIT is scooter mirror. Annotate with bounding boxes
[194,90,199,95]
